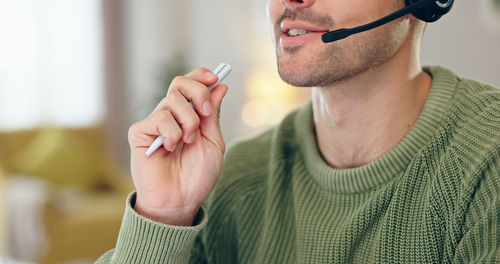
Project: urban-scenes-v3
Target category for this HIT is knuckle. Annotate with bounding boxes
[178,75,190,83]
[154,110,171,123]
[127,122,144,146]
[169,76,186,91]
[188,67,209,77]
[166,90,182,104]
[171,127,183,142]
[187,85,209,105]
[171,75,184,84]
[127,123,138,140]
[129,121,146,135]
[195,83,209,96]
[173,126,183,139]
[128,123,138,135]
[183,114,200,132]
[165,127,182,145]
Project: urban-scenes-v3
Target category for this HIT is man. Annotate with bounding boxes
[98,0,499,263]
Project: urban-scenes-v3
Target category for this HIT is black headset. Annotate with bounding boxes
[408,0,454,22]
[322,0,455,43]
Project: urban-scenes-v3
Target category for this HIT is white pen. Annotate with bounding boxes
[145,63,232,157]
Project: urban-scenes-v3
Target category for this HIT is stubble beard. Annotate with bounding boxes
[276,23,405,88]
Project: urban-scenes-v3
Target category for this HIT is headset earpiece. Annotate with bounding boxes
[406,0,454,22]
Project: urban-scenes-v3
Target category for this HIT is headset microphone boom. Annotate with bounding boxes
[322,0,454,43]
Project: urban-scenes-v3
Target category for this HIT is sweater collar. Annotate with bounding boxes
[294,66,459,194]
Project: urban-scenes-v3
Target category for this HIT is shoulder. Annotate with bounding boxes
[447,72,499,153]
[428,66,500,113]
[430,68,500,227]
[451,72,499,149]
[430,67,500,158]
[454,74,500,116]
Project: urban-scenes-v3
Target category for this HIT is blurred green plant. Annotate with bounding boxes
[492,0,500,18]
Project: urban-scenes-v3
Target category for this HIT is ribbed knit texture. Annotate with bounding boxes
[97,193,207,264]
[97,67,499,263]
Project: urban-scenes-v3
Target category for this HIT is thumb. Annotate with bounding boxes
[199,84,229,144]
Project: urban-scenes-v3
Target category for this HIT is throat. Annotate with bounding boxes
[311,71,432,169]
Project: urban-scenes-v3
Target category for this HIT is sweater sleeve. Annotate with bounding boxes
[452,157,500,263]
[95,192,207,264]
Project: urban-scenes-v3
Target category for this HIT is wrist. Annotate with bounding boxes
[134,197,198,226]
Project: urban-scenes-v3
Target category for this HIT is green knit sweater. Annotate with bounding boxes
[97,67,500,263]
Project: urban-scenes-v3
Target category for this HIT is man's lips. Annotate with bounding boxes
[279,21,329,48]
[280,21,329,35]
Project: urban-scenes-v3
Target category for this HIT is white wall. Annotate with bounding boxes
[422,0,500,86]
[0,0,104,130]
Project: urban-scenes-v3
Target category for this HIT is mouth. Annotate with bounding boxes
[287,28,320,37]
[280,21,329,47]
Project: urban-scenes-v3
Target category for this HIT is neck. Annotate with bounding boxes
[312,37,432,169]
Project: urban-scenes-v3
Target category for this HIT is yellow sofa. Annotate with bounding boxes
[0,167,6,259]
[0,126,133,263]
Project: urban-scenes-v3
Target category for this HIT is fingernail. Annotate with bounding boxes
[203,101,213,115]
[206,71,217,79]
[187,133,196,143]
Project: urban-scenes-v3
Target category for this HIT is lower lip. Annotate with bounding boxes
[280,32,326,48]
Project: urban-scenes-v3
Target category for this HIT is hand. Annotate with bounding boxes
[127,68,229,226]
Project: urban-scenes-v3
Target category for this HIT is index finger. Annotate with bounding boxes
[185,68,218,87]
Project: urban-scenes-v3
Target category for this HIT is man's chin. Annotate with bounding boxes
[278,68,314,87]
[277,59,316,87]
[276,45,336,87]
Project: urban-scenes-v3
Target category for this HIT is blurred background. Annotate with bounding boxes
[0,0,499,263]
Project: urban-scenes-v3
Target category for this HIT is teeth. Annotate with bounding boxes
[288,28,309,37]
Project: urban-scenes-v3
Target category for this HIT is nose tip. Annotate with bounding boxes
[280,0,314,8]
